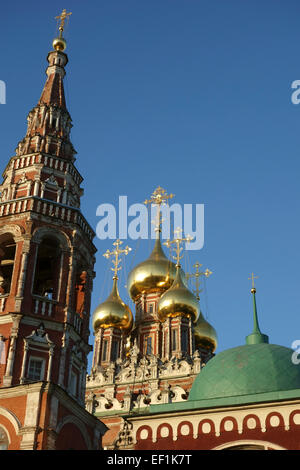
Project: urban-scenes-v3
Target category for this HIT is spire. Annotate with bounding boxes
[245,274,269,345]
[38,51,68,109]
[39,9,72,109]
[15,9,75,160]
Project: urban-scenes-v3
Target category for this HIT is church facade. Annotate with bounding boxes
[86,226,300,450]
[1,11,300,452]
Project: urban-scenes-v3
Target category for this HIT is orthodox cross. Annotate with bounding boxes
[103,239,131,280]
[186,262,212,300]
[164,227,193,267]
[144,186,174,233]
[248,272,258,293]
[55,9,72,37]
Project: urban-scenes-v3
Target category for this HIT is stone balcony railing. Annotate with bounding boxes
[0,196,95,242]
[33,295,58,317]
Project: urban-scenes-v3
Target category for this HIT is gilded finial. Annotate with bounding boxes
[186,262,212,300]
[144,187,174,234]
[55,9,72,37]
[144,186,175,207]
[53,9,72,51]
[103,239,131,280]
[164,227,193,267]
[248,272,258,294]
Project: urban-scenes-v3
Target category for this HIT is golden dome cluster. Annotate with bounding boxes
[92,188,218,354]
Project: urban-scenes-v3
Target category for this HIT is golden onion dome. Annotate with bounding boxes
[157,265,200,323]
[92,278,133,333]
[127,235,184,301]
[194,311,218,353]
[52,37,67,52]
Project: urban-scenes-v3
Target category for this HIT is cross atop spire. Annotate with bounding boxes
[248,272,258,293]
[55,9,72,38]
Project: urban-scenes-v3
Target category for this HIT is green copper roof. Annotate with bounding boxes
[189,343,300,401]
[146,290,300,415]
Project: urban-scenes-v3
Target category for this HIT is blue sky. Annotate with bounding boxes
[1,1,300,370]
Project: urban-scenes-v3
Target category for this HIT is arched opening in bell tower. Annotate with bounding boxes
[0,235,16,295]
[33,236,61,299]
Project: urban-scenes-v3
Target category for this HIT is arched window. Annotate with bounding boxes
[33,237,61,299]
[0,235,16,295]
[0,427,9,450]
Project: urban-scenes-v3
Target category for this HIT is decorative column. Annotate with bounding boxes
[166,317,171,360]
[33,179,40,196]
[189,317,194,355]
[16,241,30,299]
[3,315,22,386]
[3,335,17,386]
[65,249,77,315]
[67,353,74,394]
[58,325,69,388]
[56,249,66,302]
[92,329,102,369]
[40,182,45,198]
[20,342,29,384]
[79,364,86,404]
[46,345,55,381]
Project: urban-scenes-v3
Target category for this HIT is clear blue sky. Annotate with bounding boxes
[1,1,300,370]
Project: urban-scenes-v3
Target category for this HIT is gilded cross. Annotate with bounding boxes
[144,186,174,207]
[186,262,212,300]
[103,239,131,279]
[164,227,193,267]
[144,186,174,233]
[248,272,258,291]
[55,9,72,36]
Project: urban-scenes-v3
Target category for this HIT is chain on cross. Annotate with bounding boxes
[186,261,212,300]
[103,239,131,280]
[164,227,194,267]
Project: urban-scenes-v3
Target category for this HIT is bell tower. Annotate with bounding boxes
[0,10,106,450]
